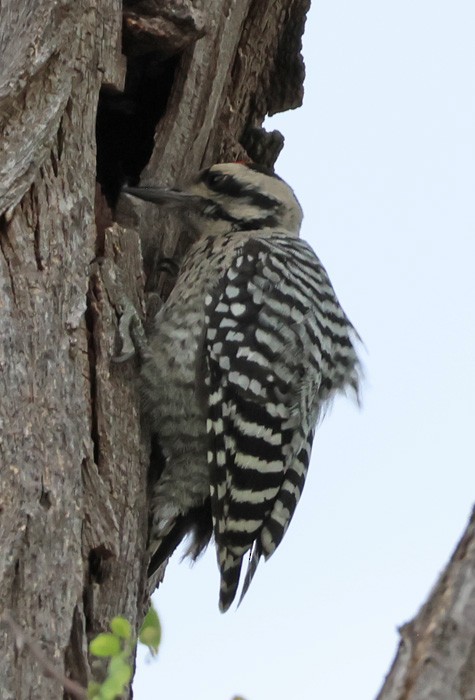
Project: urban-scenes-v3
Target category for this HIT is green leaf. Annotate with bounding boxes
[110,616,132,640]
[109,655,133,686]
[98,675,122,700]
[87,681,102,698]
[139,626,161,655]
[139,605,161,655]
[140,605,160,634]
[89,633,121,658]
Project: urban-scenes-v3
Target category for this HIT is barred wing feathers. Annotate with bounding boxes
[204,235,358,611]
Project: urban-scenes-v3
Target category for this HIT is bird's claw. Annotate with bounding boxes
[113,297,149,363]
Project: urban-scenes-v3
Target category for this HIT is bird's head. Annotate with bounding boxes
[123,162,303,237]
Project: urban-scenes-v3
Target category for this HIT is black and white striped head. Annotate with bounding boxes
[123,162,303,237]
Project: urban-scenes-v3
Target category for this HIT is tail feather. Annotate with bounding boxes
[218,541,264,612]
[148,500,212,578]
[237,543,262,608]
[218,550,244,613]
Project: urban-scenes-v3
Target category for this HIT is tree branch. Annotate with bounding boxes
[376,507,475,699]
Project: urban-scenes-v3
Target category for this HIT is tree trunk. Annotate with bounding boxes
[0,0,309,697]
[376,508,475,700]
[2,2,474,699]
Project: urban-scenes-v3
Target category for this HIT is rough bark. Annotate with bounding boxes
[0,0,309,697]
[3,1,473,699]
[376,508,475,700]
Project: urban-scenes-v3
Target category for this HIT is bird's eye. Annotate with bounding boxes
[204,171,228,189]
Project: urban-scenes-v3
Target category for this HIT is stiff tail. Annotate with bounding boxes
[148,501,213,578]
[218,549,244,612]
[218,542,264,612]
[237,543,262,608]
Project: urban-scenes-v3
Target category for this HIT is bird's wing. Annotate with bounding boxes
[205,234,349,610]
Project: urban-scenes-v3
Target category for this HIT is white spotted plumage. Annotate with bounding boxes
[123,162,361,611]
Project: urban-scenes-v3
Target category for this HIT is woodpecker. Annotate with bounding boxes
[122,162,361,612]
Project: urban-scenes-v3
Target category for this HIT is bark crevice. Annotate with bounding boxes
[85,283,101,467]
[1,2,311,697]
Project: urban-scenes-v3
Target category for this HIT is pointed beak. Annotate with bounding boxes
[122,185,200,209]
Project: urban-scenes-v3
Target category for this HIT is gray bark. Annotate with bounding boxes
[4,2,472,699]
[0,0,309,697]
[376,509,475,700]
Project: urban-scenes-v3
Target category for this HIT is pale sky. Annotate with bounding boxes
[134,2,475,698]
